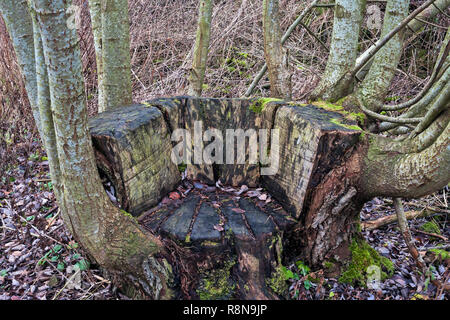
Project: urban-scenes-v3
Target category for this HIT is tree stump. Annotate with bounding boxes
[89,97,364,299]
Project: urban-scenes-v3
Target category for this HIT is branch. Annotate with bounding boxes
[394,198,426,270]
[358,98,423,123]
[361,209,431,231]
[352,0,439,79]
[382,29,450,112]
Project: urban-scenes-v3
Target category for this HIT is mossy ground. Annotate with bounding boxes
[420,220,441,235]
[266,265,289,296]
[197,259,236,300]
[428,248,450,260]
[339,238,394,287]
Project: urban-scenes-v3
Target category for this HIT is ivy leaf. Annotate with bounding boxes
[304,279,312,290]
[76,259,90,271]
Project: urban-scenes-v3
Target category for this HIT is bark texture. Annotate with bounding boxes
[311,0,366,101]
[356,0,410,112]
[262,0,292,99]
[90,97,367,296]
[188,0,212,96]
[0,0,42,136]
[99,0,132,112]
[32,0,172,299]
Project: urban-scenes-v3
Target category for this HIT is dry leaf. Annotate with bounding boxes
[231,207,245,214]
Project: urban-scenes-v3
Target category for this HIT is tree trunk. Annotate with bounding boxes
[89,97,367,297]
[0,0,42,137]
[88,0,104,110]
[32,0,172,299]
[310,0,366,101]
[99,0,132,112]
[356,0,410,112]
[188,0,212,97]
[262,0,292,99]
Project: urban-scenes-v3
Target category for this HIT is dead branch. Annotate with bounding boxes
[361,209,431,231]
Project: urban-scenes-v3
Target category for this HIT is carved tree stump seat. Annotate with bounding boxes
[89,96,362,299]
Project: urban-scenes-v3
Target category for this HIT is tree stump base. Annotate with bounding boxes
[139,181,296,299]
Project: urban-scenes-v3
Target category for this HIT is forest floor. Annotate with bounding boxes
[0,141,448,300]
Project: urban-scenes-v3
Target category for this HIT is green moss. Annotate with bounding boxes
[249,97,283,113]
[312,99,344,112]
[324,261,335,270]
[339,238,394,287]
[120,209,136,220]
[266,265,289,296]
[197,259,236,300]
[201,240,220,247]
[429,249,450,260]
[311,99,366,125]
[420,220,441,235]
[330,118,362,131]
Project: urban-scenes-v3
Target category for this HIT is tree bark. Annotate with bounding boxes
[310,0,366,101]
[262,0,292,99]
[32,0,172,299]
[99,0,132,112]
[356,0,410,112]
[0,0,42,137]
[188,0,212,97]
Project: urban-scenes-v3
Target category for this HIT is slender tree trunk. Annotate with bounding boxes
[88,0,104,109]
[310,0,366,101]
[406,0,450,34]
[356,0,410,112]
[32,0,172,299]
[0,0,42,137]
[188,0,212,96]
[355,0,450,81]
[28,1,64,220]
[262,0,292,99]
[99,0,132,112]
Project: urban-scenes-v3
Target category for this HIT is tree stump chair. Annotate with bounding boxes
[89,97,363,299]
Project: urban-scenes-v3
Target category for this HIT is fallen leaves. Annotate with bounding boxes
[169,192,181,200]
[231,207,245,214]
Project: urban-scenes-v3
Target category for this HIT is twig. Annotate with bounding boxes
[394,198,426,271]
[384,198,450,214]
[411,228,448,241]
[361,209,430,231]
[51,268,81,300]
